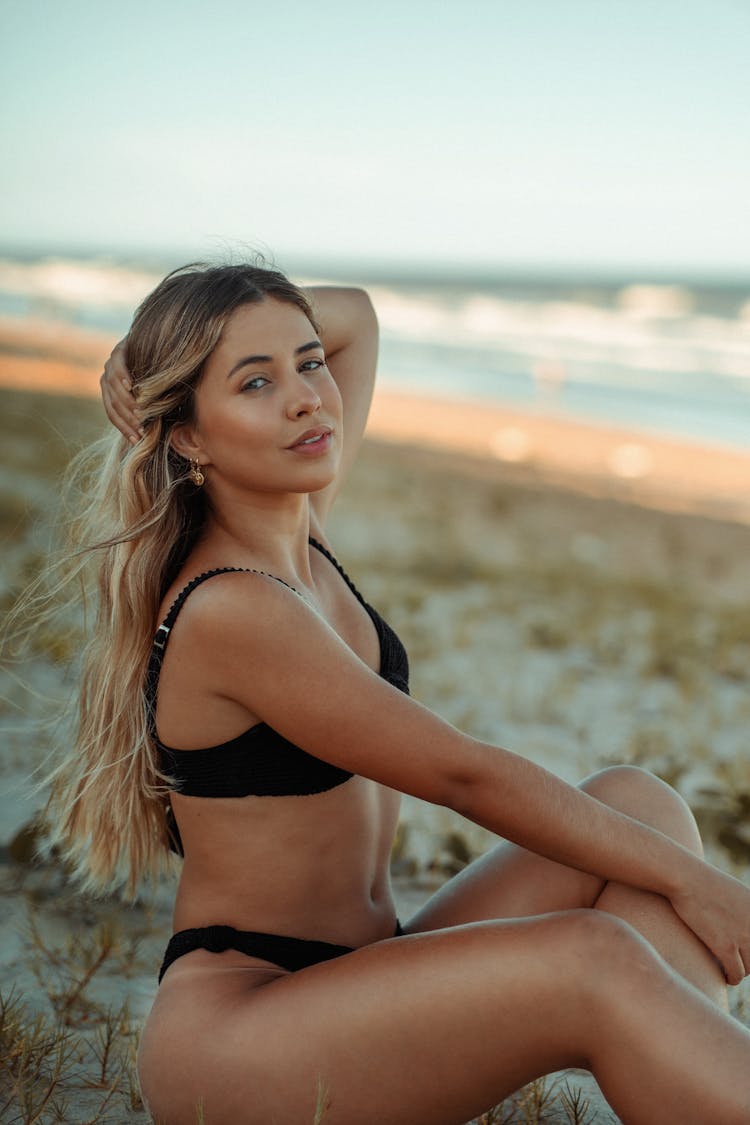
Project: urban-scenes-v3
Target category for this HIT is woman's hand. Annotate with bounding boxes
[100,339,142,444]
[669,861,750,985]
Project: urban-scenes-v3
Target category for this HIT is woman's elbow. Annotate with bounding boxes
[350,287,378,331]
[425,745,489,821]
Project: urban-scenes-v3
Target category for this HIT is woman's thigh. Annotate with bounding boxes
[138,911,625,1125]
[405,837,599,933]
[406,765,701,934]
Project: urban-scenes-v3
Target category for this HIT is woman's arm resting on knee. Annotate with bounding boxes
[196,573,750,986]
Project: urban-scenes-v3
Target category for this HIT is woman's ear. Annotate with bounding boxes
[169,423,205,464]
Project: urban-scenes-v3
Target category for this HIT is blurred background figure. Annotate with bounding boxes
[532,358,567,407]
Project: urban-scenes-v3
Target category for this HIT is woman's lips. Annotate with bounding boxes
[286,428,333,455]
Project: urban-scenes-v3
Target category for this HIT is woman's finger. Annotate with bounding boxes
[722,948,745,987]
[101,359,142,423]
[100,372,142,443]
[100,338,143,439]
[102,361,136,408]
[110,385,142,432]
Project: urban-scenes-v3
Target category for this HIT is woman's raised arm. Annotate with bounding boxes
[98,284,379,515]
[304,286,378,525]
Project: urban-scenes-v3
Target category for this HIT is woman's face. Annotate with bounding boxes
[177,298,343,499]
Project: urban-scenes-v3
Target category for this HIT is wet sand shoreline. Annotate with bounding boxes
[2,314,749,523]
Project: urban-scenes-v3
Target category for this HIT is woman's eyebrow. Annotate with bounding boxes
[226,340,323,380]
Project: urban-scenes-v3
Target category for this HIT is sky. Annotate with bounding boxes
[2,0,749,273]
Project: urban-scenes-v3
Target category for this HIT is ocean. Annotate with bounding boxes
[1,253,748,450]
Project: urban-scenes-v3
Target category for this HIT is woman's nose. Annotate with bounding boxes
[285,374,321,418]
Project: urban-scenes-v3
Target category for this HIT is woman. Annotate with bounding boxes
[74,261,749,1124]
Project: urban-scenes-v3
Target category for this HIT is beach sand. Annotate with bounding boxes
[2,318,749,1122]
[3,313,750,523]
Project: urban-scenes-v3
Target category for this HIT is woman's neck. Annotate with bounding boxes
[194,490,316,586]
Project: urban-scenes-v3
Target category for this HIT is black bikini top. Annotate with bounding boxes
[145,537,409,804]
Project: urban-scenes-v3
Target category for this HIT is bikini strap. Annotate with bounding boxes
[145,566,298,734]
[152,567,298,658]
[308,536,368,610]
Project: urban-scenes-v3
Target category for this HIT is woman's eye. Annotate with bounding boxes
[241,376,269,392]
[300,358,326,373]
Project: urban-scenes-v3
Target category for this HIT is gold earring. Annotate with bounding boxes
[189,458,205,487]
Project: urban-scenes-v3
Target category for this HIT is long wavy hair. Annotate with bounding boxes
[41,262,317,896]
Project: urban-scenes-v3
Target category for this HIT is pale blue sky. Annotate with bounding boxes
[2,0,749,272]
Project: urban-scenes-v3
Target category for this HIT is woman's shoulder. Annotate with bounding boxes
[154,561,301,647]
[155,523,336,629]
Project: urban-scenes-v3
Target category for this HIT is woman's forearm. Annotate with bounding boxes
[304,286,377,358]
[453,740,750,983]
[455,739,697,898]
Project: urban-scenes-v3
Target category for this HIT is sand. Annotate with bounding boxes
[368,388,750,524]
[2,317,749,1122]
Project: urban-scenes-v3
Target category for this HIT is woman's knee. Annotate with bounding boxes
[555,909,669,1015]
[579,765,702,854]
[534,908,650,988]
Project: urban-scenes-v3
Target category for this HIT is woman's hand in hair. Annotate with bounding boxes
[100,339,142,444]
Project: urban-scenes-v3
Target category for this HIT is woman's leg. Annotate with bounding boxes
[406,765,727,1004]
[138,910,750,1125]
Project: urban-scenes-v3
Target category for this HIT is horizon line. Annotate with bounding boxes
[0,241,749,286]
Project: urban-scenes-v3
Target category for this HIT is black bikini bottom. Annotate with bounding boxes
[158,921,405,984]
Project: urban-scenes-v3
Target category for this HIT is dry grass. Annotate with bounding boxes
[0,987,75,1124]
[0,849,162,1122]
[0,969,142,1125]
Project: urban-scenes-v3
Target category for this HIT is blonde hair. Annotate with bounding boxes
[39,263,316,896]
